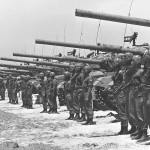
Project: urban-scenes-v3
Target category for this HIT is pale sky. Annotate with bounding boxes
[0,0,150,64]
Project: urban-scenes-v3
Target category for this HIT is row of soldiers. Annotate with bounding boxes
[112,52,150,142]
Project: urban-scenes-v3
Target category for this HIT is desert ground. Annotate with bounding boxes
[0,94,150,150]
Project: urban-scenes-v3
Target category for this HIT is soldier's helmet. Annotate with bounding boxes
[26,75,31,81]
[69,64,75,72]
[63,71,71,80]
[45,70,51,76]
[84,65,92,74]
[39,72,44,77]
[132,55,142,64]
[125,52,133,60]
[50,72,55,78]
[75,63,83,72]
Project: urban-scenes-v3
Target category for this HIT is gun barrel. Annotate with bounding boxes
[75,9,150,27]
[35,40,144,55]
[0,69,31,73]
[0,57,69,68]
[0,63,52,71]
[13,53,109,64]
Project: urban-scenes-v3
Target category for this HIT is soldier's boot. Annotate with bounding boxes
[48,109,53,114]
[40,109,47,113]
[131,129,142,140]
[73,113,80,120]
[52,109,58,114]
[82,118,90,125]
[87,118,96,125]
[130,126,139,137]
[137,129,149,142]
[126,125,136,134]
[118,126,124,135]
[77,114,86,122]
[66,114,74,120]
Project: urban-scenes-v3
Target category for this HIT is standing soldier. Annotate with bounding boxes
[39,72,47,113]
[82,66,95,125]
[45,71,51,113]
[0,77,5,100]
[63,71,75,119]
[26,75,34,109]
[7,74,13,103]
[48,72,58,113]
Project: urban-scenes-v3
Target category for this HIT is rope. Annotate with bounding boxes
[123,0,134,46]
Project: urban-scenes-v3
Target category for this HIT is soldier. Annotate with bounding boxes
[63,71,75,120]
[48,72,58,113]
[113,58,128,135]
[6,74,13,103]
[82,66,96,125]
[45,70,51,113]
[123,55,143,138]
[39,72,47,113]
[0,77,5,100]
[20,75,27,107]
[26,75,34,109]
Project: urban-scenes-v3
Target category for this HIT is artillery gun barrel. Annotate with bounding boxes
[35,39,144,55]
[0,63,52,71]
[0,69,31,74]
[75,9,150,27]
[13,53,110,64]
[0,57,70,68]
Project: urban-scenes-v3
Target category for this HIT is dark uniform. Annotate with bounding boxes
[7,75,13,103]
[82,66,95,125]
[48,72,57,113]
[0,78,5,100]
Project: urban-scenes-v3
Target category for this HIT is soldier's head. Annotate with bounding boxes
[9,74,12,79]
[26,75,31,81]
[75,64,83,73]
[50,72,55,79]
[84,65,92,74]
[45,70,51,78]
[39,72,44,80]
[69,65,75,73]
[114,57,122,66]
[131,55,142,66]
[63,71,71,81]
[125,52,133,61]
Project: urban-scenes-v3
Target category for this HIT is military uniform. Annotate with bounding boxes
[0,78,5,100]
[6,76,13,103]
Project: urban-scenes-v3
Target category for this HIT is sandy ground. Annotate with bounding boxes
[0,95,150,150]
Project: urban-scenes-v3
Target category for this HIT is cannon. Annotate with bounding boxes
[0,57,70,68]
[75,9,150,27]
[0,63,52,71]
[0,69,32,74]
[13,52,111,64]
[35,39,145,55]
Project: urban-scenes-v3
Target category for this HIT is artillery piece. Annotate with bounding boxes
[75,9,150,27]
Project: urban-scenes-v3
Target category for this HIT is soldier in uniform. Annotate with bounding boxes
[26,75,34,109]
[113,58,128,135]
[82,66,96,125]
[63,71,75,120]
[48,72,58,113]
[7,74,13,103]
[39,72,47,113]
[0,77,5,100]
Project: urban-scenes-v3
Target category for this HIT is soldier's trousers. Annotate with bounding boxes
[72,89,80,113]
[134,90,148,130]
[8,89,12,102]
[22,91,27,106]
[42,95,47,111]
[0,87,5,100]
[78,90,86,115]
[83,89,93,119]
[128,88,142,126]
[12,90,18,104]
[114,91,128,126]
[27,95,33,108]
[49,94,57,111]
[142,87,150,127]
[66,93,75,115]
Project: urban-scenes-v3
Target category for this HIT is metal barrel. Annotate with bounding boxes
[0,63,52,71]
[35,39,144,55]
[0,57,70,68]
[0,69,31,74]
[13,52,110,64]
[75,9,150,27]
